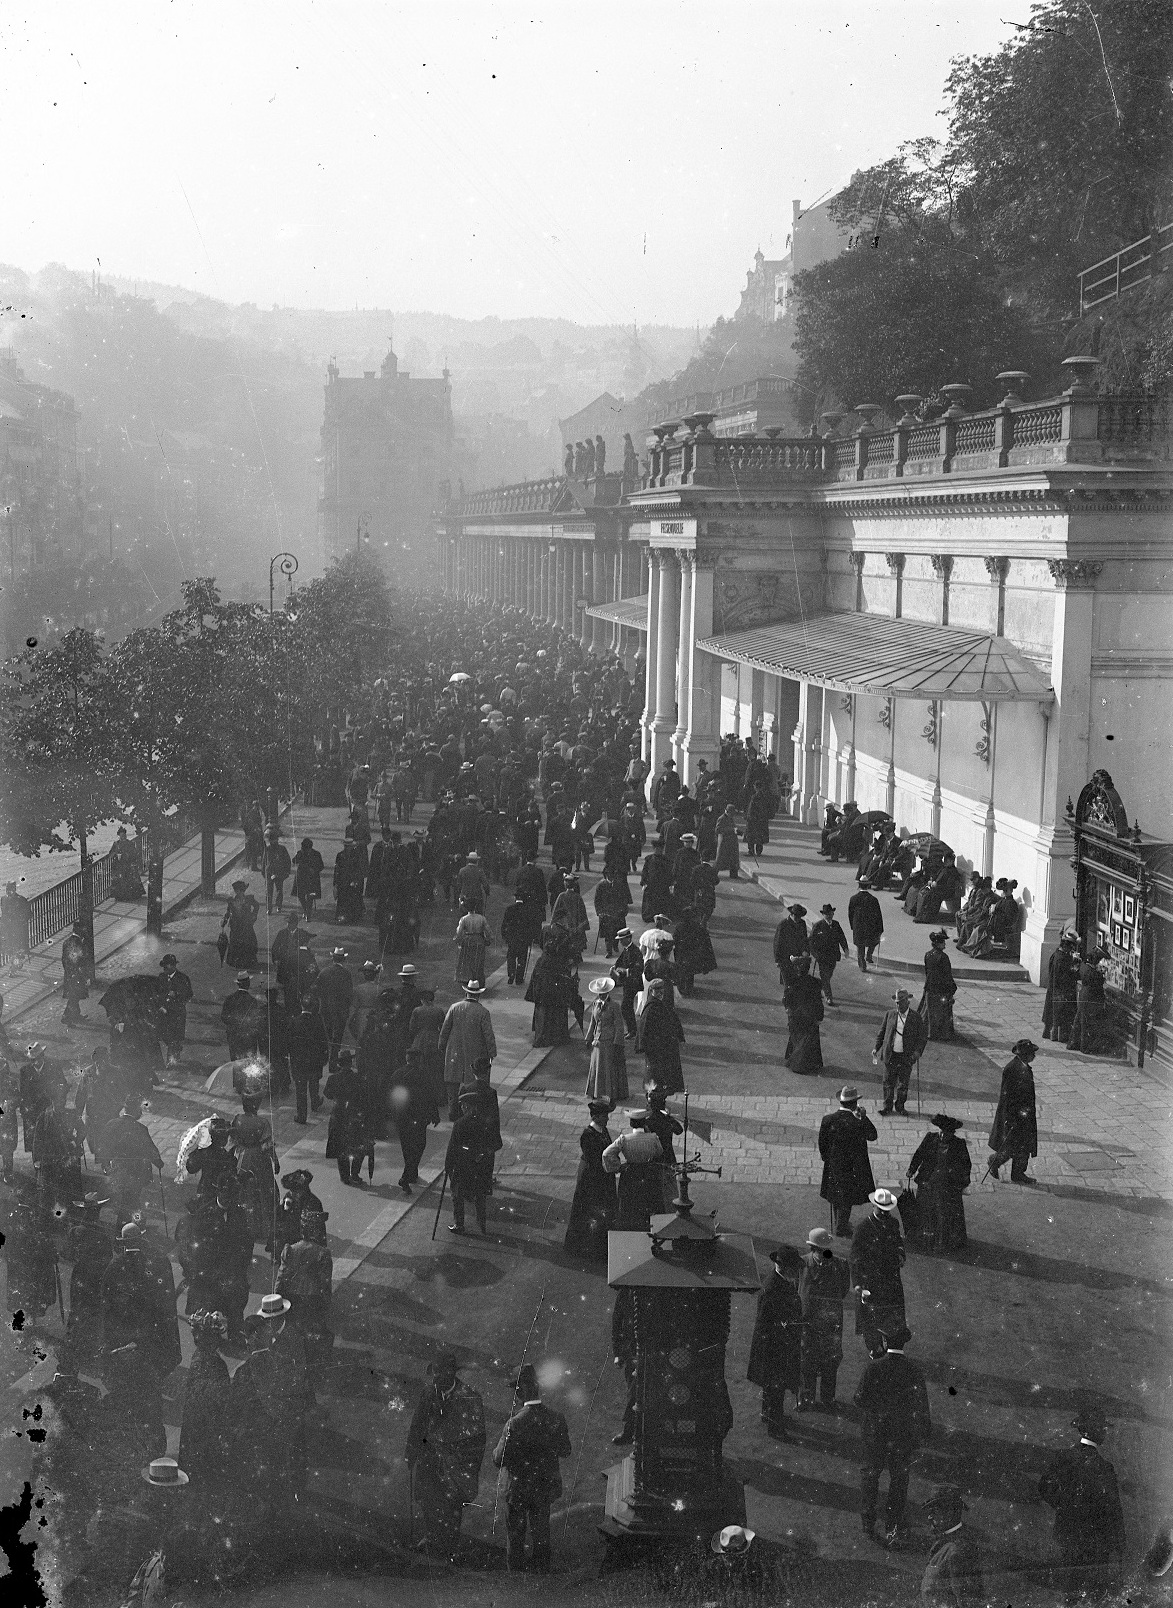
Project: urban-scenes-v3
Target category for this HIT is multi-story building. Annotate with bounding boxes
[436,375,1173,1071]
[317,345,453,581]
[0,354,83,582]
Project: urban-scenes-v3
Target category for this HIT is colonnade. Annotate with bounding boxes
[638,547,722,787]
[439,533,646,656]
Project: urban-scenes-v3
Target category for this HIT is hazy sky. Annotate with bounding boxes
[2,1,1018,326]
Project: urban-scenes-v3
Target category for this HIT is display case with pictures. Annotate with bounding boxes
[1069,771,1173,1071]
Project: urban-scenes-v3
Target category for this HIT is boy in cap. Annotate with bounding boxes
[492,1362,572,1573]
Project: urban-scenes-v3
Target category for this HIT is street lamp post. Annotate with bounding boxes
[356,510,371,555]
[269,551,299,615]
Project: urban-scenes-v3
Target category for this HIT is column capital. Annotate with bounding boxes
[848,551,867,576]
[654,548,679,572]
[930,554,954,581]
[1047,558,1103,589]
[884,552,905,575]
[983,555,1010,582]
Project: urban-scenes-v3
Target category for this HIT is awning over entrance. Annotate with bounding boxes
[584,594,649,631]
[695,612,1052,701]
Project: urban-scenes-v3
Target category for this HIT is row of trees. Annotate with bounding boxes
[792,0,1173,415]
[0,554,396,933]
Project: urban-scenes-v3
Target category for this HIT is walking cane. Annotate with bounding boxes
[914,1057,922,1118]
[157,1167,169,1238]
[431,1171,449,1240]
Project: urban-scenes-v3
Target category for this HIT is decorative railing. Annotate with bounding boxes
[1013,405,1063,447]
[455,476,564,517]
[712,437,824,486]
[1098,392,1170,448]
[905,425,939,461]
[1079,224,1173,313]
[954,416,997,455]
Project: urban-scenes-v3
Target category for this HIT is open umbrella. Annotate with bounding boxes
[204,1057,272,1099]
[449,672,471,684]
[175,1117,214,1182]
[905,832,952,857]
[98,975,167,1025]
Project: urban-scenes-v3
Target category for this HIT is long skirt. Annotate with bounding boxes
[920,989,955,1041]
[335,881,365,923]
[532,1003,570,1047]
[563,1161,616,1259]
[585,1044,628,1105]
[615,1162,669,1231]
[918,1179,967,1253]
[784,1017,824,1075]
[455,934,487,987]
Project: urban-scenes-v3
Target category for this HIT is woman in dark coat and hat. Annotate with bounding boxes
[747,1245,804,1440]
[908,1115,972,1252]
[221,881,260,970]
[179,1309,232,1496]
[324,1048,371,1185]
[673,904,716,997]
[636,978,685,1095]
[563,1099,616,1260]
[744,784,771,858]
[292,837,324,922]
[1042,932,1081,1043]
[783,956,825,1075]
[988,1039,1038,1184]
[919,930,958,1042]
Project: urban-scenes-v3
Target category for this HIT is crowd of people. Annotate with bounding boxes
[0,588,1137,1598]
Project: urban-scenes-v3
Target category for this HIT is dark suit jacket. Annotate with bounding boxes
[491,1400,571,1499]
[818,1108,877,1205]
[853,1351,930,1447]
[874,1006,927,1064]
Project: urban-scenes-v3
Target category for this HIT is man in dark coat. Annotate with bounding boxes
[809,903,849,1004]
[1038,1406,1126,1594]
[445,1088,493,1234]
[1068,950,1110,1055]
[316,947,354,1065]
[405,1351,486,1561]
[747,1246,804,1440]
[492,1362,572,1574]
[848,879,884,971]
[987,1038,1038,1183]
[798,1227,851,1411]
[157,954,193,1067]
[502,891,542,985]
[610,927,643,1039]
[221,973,262,1061]
[772,904,809,991]
[850,1189,906,1354]
[1043,932,1081,1043]
[515,854,547,918]
[853,1321,931,1547]
[818,1084,877,1237]
[873,989,928,1116]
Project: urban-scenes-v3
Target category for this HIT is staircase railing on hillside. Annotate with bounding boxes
[1079,224,1173,313]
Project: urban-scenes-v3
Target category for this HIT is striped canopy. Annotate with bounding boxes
[584,594,650,630]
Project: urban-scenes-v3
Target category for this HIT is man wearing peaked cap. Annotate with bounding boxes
[492,1361,572,1573]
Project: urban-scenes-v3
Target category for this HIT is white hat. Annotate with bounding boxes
[588,976,616,995]
[467,851,480,861]
[142,1457,189,1487]
[258,1293,291,1319]
[462,979,486,996]
[868,1188,899,1213]
[398,964,418,978]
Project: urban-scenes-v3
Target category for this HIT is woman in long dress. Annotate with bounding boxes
[292,838,324,922]
[563,1100,616,1260]
[636,978,685,1095]
[584,977,628,1105]
[919,930,958,1041]
[453,909,491,987]
[179,1309,232,1495]
[783,956,825,1075]
[229,1095,281,1249]
[333,836,366,924]
[525,945,573,1047]
[222,881,260,969]
[108,827,145,901]
[908,1114,971,1252]
[714,807,740,879]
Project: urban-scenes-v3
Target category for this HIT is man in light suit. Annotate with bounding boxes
[872,989,927,1116]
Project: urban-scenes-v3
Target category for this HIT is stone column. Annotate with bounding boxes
[564,544,575,631]
[591,544,606,653]
[641,551,661,763]
[650,551,679,776]
[750,669,765,750]
[672,553,694,763]
[1022,559,1101,983]
[680,561,720,784]
[793,680,825,824]
[578,544,591,644]
[528,544,537,615]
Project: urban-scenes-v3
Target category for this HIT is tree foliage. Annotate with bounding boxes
[791,1,1173,414]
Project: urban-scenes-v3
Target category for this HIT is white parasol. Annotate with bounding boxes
[175,1117,214,1181]
[448,672,471,684]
